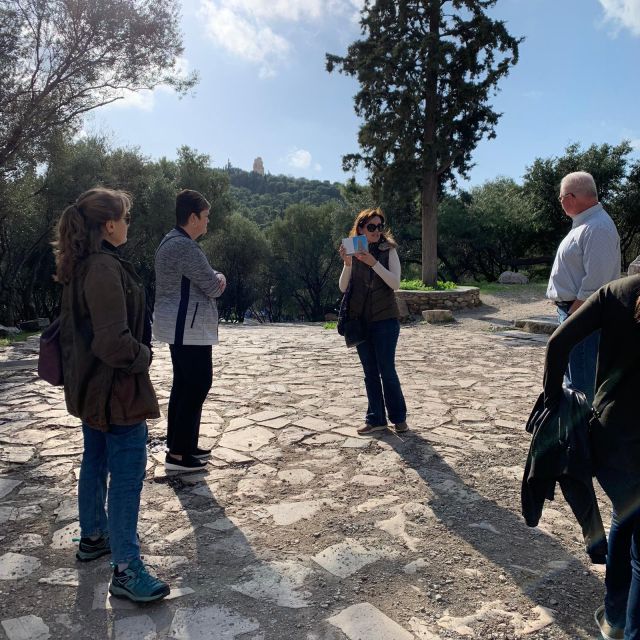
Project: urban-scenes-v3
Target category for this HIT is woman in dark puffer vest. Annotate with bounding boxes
[55,187,169,604]
[338,208,408,435]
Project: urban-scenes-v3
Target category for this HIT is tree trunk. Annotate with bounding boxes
[421,172,438,286]
[420,0,440,287]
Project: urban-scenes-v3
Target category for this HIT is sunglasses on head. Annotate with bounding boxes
[361,222,384,232]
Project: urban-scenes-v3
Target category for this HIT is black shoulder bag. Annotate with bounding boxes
[337,271,367,348]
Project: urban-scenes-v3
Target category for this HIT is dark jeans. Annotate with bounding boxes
[78,422,147,565]
[557,306,599,405]
[168,344,213,455]
[356,318,407,426]
[597,468,640,639]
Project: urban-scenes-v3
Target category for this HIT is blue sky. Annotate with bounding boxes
[86,0,640,188]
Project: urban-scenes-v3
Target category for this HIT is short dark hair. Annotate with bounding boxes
[176,189,210,227]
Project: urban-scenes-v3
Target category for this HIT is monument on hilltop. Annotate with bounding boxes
[252,157,265,175]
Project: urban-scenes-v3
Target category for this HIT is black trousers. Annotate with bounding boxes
[167,344,213,455]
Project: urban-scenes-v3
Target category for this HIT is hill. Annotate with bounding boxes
[226,166,345,227]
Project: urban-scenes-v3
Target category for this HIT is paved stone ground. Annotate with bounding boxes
[0,301,608,640]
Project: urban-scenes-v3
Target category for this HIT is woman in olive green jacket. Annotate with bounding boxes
[55,187,168,604]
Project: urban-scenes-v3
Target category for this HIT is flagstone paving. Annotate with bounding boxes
[0,317,608,639]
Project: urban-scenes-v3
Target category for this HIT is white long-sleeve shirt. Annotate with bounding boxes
[546,203,620,302]
[339,248,401,292]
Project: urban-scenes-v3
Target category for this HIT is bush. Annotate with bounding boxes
[399,279,457,291]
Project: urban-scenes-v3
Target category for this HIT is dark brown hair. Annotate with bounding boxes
[176,189,210,227]
[53,187,131,283]
[348,207,397,248]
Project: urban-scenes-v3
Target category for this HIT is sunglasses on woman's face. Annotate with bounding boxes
[362,222,384,232]
[123,214,131,225]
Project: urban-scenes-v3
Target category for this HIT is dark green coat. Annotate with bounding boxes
[60,248,159,431]
[544,274,640,472]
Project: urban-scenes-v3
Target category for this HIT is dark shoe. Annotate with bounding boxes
[165,453,207,472]
[357,423,387,436]
[594,605,624,640]
[394,422,409,433]
[193,447,212,459]
[109,558,170,603]
[75,534,111,562]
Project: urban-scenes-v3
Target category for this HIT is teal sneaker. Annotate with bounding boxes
[109,559,170,603]
[75,535,111,562]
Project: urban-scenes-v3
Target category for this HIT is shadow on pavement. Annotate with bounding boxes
[386,429,604,639]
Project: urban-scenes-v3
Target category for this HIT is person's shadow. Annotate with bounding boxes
[384,429,606,638]
[159,463,320,638]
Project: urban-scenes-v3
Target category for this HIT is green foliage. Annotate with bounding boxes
[323,321,337,330]
[613,160,640,262]
[327,0,522,284]
[400,280,456,291]
[203,213,270,322]
[268,203,343,321]
[0,0,195,178]
[2,130,639,327]
[0,330,39,347]
[461,281,548,295]
[226,167,344,228]
[438,178,538,281]
[523,142,634,257]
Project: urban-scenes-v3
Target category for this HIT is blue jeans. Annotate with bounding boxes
[597,468,640,639]
[78,422,147,565]
[556,307,599,405]
[356,318,407,426]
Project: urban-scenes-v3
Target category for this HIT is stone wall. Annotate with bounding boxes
[395,286,481,316]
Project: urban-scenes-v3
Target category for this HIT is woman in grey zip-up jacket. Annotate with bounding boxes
[153,189,226,472]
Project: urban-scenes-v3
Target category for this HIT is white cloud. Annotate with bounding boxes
[285,149,323,173]
[109,89,156,111]
[598,0,640,36]
[199,0,361,76]
[288,148,313,169]
[200,3,290,73]
[630,139,640,151]
[223,0,325,21]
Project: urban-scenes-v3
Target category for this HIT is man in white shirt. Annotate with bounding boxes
[546,171,620,403]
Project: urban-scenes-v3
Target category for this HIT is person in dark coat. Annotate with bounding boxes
[55,187,169,604]
[543,275,640,640]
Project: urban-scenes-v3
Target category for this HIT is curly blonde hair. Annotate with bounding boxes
[53,187,131,283]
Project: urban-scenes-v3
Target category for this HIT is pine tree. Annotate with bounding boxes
[327,0,521,284]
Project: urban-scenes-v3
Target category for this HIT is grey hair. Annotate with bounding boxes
[561,171,598,198]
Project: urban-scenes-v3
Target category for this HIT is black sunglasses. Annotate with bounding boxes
[361,222,384,232]
[123,213,131,225]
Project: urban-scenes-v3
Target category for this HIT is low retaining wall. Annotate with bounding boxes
[395,286,481,315]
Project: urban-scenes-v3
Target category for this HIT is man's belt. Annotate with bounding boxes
[554,300,575,310]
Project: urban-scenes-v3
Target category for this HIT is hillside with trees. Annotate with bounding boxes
[225,167,344,228]
[1,0,639,328]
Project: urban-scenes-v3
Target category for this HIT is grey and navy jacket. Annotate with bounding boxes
[153,227,226,345]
